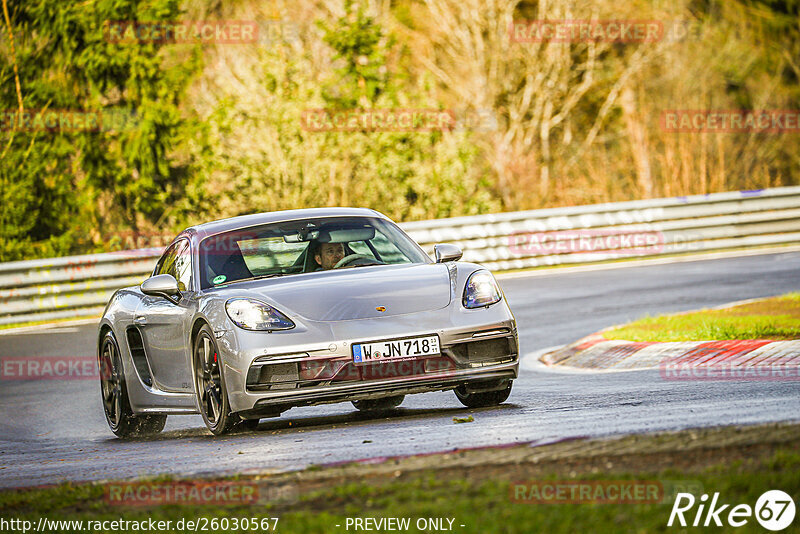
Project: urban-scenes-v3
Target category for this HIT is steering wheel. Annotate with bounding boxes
[333,253,374,269]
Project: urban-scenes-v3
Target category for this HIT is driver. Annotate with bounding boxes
[315,242,345,270]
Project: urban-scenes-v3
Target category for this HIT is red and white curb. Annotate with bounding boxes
[540,334,800,380]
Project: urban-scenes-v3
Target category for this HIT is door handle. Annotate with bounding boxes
[134,316,147,326]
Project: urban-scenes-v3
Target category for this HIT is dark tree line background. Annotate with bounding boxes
[1,0,798,262]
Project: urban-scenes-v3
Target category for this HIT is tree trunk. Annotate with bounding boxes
[620,86,653,198]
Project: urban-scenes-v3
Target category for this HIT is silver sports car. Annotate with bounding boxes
[97,208,519,437]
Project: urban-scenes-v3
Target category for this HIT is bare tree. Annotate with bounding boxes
[416,0,669,205]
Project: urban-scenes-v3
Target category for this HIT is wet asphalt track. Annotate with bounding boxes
[1,251,799,489]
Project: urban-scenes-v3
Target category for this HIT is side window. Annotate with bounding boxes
[154,242,180,277]
[154,240,192,291]
[173,241,192,291]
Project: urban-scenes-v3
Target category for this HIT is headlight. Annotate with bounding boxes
[225,298,295,331]
[462,270,502,309]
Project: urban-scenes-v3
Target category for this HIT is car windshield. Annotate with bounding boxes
[199,216,431,289]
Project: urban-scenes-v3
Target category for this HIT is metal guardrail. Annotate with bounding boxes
[2,187,799,326]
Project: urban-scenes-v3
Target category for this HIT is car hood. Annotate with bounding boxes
[227,263,452,321]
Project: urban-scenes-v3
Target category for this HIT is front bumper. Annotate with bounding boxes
[241,359,518,417]
[217,304,519,413]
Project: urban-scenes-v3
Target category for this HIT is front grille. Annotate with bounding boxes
[360,356,454,380]
[247,362,299,390]
[247,353,460,391]
[450,337,515,363]
[257,362,298,383]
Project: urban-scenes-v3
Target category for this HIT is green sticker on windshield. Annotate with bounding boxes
[212,275,227,285]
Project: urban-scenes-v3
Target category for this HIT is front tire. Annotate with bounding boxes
[99,330,167,438]
[454,381,512,408]
[194,324,246,435]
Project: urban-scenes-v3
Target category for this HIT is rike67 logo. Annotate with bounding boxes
[668,490,796,531]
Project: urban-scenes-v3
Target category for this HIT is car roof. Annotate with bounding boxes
[180,207,386,241]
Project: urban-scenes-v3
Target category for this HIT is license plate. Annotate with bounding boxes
[352,335,440,364]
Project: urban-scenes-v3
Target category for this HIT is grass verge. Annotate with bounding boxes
[603,293,800,342]
[1,423,798,533]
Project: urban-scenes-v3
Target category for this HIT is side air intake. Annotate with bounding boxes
[125,327,153,387]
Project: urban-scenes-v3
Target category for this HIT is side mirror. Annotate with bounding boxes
[434,243,463,263]
[141,274,181,301]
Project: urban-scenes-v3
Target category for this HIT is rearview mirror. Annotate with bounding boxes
[141,274,181,301]
[434,243,463,263]
[320,227,376,243]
